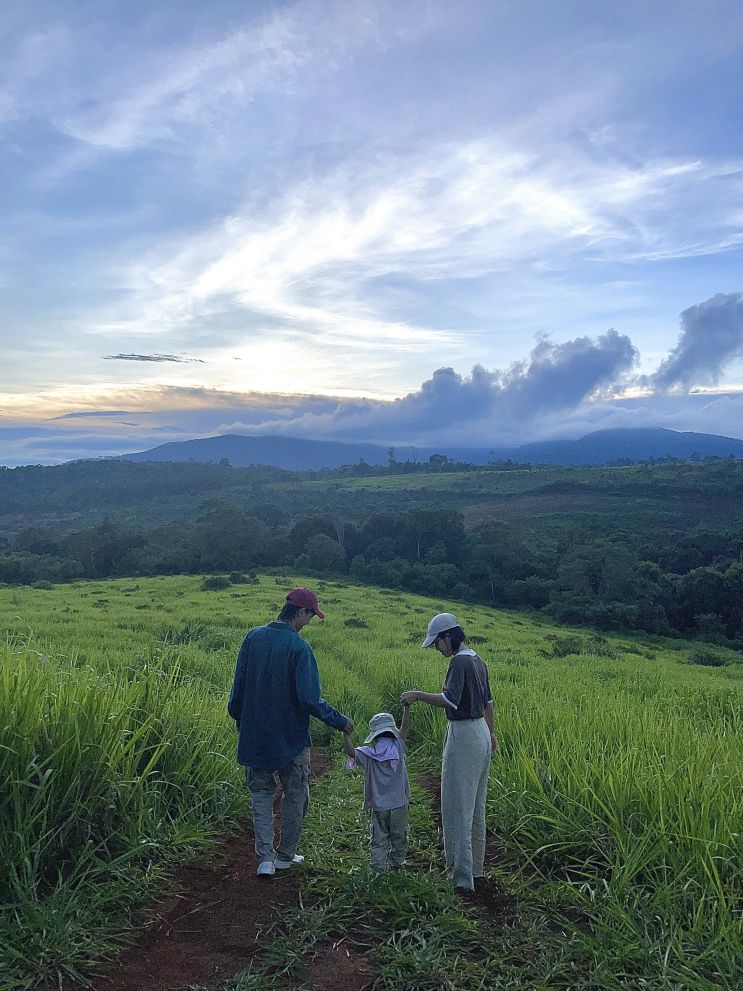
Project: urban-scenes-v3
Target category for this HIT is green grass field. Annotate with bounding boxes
[1,575,742,989]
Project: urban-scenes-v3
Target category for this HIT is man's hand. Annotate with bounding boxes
[400,690,418,706]
[344,719,354,734]
[490,733,498,754]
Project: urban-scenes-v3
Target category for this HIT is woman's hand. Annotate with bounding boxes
[400,690,419,706]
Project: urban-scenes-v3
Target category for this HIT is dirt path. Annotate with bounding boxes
[65,750,333,991]
[54,762,522,991]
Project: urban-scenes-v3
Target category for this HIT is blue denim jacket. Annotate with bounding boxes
[228,622,348,770]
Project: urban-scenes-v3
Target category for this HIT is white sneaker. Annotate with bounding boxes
[274,854,305,870]
[256,860,276,877]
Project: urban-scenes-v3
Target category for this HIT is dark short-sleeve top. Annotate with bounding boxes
[442,648,492,721]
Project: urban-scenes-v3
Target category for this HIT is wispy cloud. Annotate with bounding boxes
[3,1,743,428]
[52,409,142,419]
[91,139,743,387]
[48,17,305,160]
[23,0,394,184]
[104,353,206,363]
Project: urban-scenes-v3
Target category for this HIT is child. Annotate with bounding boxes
[343,706,411,871]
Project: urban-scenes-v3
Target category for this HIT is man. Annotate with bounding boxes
[228,587,352,877]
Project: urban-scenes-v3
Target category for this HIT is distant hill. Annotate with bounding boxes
[121,434,494,469]
[120,428,743,469]
[509,428,743,465]
[122,435,413,469]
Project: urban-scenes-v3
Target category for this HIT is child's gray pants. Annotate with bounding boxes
[370,805,409,870]
[247,747,310,863]
[441,718,491,889]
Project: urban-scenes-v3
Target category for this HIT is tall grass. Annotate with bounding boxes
[486,666,743,983]
[0,633,244,988]
[1,575,742,987]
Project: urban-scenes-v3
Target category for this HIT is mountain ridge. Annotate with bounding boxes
[119,427,743,469]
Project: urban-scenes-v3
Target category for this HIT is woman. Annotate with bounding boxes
[401,612,497,893]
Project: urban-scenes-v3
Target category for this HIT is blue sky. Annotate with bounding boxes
[2,0,743,465]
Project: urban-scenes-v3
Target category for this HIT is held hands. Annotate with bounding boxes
[400,690,418,706]
[341,725,356,762]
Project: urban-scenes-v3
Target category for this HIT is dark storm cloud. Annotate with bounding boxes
[238,330,638,441]
[650,293,743,391]
[104,353,206,363]
[496,330,638,417]
[9,296,743,468]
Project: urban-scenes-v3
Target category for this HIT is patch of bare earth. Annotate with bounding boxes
[56,750,334,991]
[305,943,373,991]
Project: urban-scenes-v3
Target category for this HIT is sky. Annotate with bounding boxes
[2,0,743,466]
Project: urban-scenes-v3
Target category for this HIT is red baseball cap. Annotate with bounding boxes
[285,587,325,619]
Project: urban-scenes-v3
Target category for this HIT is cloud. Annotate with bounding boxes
[52,409,139,419]
[104,353,205,363]
[5,290,743,466]
[212,330,638,445]
[88,134,743,396]
[497,331,638,415]
[51,16,303,156]
[649,293,743,391]
[0,329,638,463]
[535,391,743,446]
[25,0,395,185]
[5,2,743,407]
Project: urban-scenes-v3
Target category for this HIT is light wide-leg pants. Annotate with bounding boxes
[370,805,409,871]
[441,718,491,890]
[247,747,310,863]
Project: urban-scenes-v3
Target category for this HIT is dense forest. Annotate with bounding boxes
[2,455,743,645]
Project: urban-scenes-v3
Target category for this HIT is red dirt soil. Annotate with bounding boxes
[306,943,373,991]
[59,750,343,991]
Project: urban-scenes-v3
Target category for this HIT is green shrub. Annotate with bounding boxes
[228,572,258,584]
[200,575,231,591]
[688,648,728,667]
[541,633,585,658]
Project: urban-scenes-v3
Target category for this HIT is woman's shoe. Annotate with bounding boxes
[274,854,305,870]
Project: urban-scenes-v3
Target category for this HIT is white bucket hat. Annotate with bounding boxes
[363,712,402,743]
[421,612,458,649]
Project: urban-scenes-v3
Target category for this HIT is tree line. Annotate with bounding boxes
[3,501,743,646]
